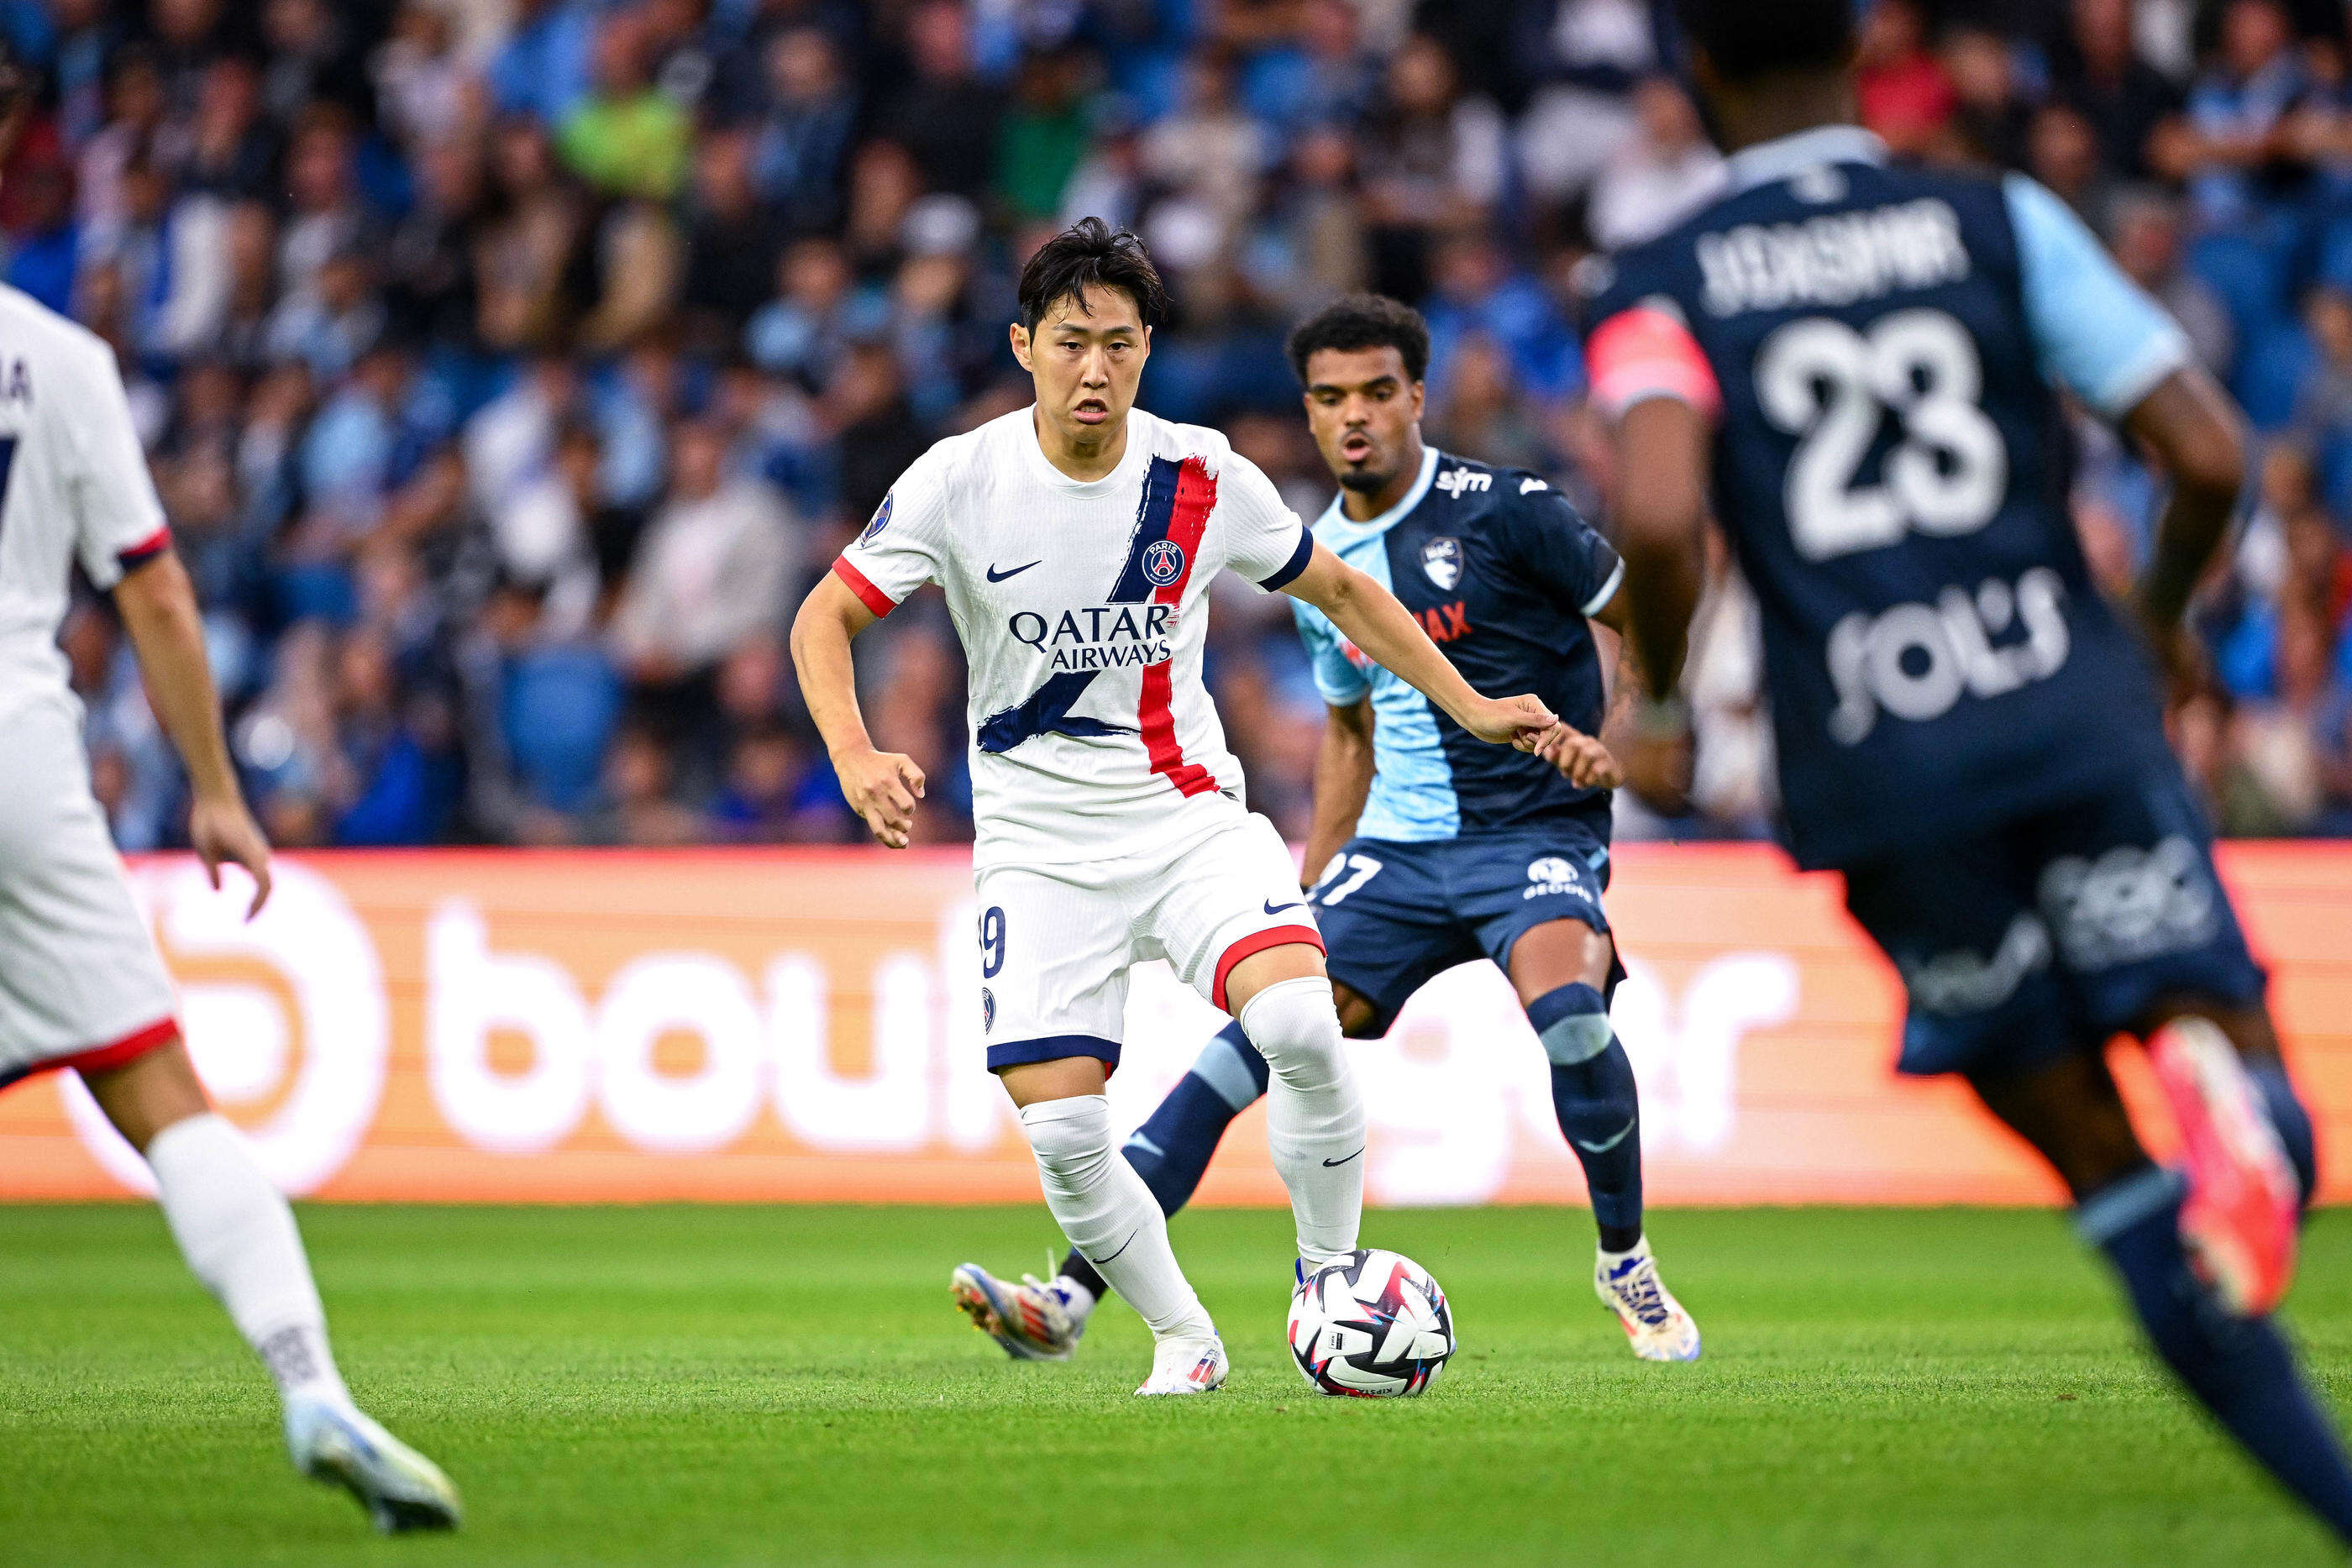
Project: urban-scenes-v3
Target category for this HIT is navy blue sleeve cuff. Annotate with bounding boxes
[1257,527,1314,593]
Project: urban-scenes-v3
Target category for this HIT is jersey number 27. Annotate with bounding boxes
[1756,308,2007,562]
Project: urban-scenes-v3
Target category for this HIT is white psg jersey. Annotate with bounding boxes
[0,284,170,724]
[834,405,1314,869]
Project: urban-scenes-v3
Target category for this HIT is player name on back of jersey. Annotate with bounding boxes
[1697,197,1968,318]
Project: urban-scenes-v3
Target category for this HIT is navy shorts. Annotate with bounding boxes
[1305,821,1620,1036]
[1839,761,2267,1080]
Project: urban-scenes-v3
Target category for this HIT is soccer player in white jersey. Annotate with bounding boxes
[793,219,1559,1395]
[0,58,458,1529]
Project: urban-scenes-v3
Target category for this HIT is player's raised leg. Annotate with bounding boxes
[80,1042,461,1532]
[2143,1003,2308,1314]
[1224,945,1365,1270]
[998,1056,1225,1395]
[1507,918,1698,1361]
[963,1020,1272,1358]
[1971,1047,2352,1539]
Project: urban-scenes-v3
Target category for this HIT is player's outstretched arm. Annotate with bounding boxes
[1300,697,1376,889]
[1281,542,1555,747]
[790,569,927,848]
[2125,365,2247,690]
[112,549,272,918]
[1609,396,1712,701]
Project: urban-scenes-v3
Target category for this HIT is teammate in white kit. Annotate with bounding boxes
[793,219,1559,1394]
[0,56,457,1529]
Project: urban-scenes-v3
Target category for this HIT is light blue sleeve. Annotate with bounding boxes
[2003,173,2192,419]
[1291,596,1373,707]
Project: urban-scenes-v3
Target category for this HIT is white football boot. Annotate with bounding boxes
[1134,1333,1228,1397]
[1595,1238,1703,1362]
[284,1392,462,1533]
[951,1263,1089,1361]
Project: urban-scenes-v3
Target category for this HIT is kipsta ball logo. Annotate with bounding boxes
[860,491,894,545]
[1142,539,1186,586]
[980,988,995,1034]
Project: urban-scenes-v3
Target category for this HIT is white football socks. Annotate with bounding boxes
[1240,976,1364,1267]
[1018,1095,1212,1341]
[144,1113,349,1407]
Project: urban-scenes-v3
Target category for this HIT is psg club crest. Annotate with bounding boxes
[1421,537,1462,590]
[860,492,894,545]
[980,988,995,1034]
[1142,539,1186,587]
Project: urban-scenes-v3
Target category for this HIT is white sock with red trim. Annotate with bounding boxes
[144,1113,349,1407]
[1018,1096,1214,1341]
[1240,977,1363,1267]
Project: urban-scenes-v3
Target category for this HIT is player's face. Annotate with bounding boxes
[1302,346,1425,493]
[1011,288,1151,441]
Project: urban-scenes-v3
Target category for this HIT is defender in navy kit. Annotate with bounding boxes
[952,295,1705,1365]
[1587,0,2349,1539]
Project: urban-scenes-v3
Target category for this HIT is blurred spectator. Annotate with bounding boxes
[2177,0,2313,228]
[2052,0,2187,181]
[1856,0,1957,161]
[1357,34,1504,304]
[609,417,793,698]
[2108,186,2235,379]
[879,0,1001,202]
[1588,77,1723,250]
[1514,0,1656,209]
[748,24,855,233]
[559,10,690,201]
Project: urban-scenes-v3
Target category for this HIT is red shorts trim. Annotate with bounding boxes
[1,1016,179,1093]
[1213,924,1326,1013]
[832,557,898,618]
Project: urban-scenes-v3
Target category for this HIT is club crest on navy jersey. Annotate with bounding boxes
[1420,536,1461,590]
[1141,538,1186,586]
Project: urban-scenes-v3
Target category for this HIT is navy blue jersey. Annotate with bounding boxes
[1581,126,2194,870]
[1294,447,1625,841]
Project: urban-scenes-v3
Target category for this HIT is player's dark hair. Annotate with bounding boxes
[1674,0,1855,84]
[1016,217,1168,333]
[1285,293,1431,385]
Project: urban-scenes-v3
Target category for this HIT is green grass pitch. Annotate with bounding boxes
[2,1204,2347,1566]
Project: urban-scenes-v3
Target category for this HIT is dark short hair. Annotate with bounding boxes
[1285,293,1431,385]
[1016,217,1168,333]
[1675,0,1854,84]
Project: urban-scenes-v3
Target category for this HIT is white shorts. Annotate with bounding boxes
[0,695,179,1089]
[974,798,1322,1072]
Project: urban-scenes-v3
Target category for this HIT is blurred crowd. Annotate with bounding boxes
[24,0,2352,850]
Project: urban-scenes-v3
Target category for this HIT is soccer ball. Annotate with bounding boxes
[1287,1248,1455,1398]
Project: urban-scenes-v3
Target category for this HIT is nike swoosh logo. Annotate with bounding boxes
[1088,1228,1141,1266]
[1125,1132,1166,1160]
[1575,1117,1636,1155]
[1263,899,1305,915]
[1322,1148,1363,1167]
[985,560,1041,582]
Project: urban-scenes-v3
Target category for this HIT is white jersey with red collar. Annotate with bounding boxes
[832,404,1313,870]
[0,283,171,725]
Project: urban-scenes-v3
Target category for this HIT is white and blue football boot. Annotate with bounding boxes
[1595,1238,1702,1362]
[1134,1332,1227,1396]
[951,1263,1088,1361]
[284,1392,462,1533]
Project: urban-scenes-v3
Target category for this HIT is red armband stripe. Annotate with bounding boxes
[832,557,898,618]
[1588,306,1722,419]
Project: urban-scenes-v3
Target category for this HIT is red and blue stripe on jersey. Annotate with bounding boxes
[978,454,1220,799]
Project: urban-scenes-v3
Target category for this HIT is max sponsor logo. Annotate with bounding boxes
[1418,600,1471,643]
